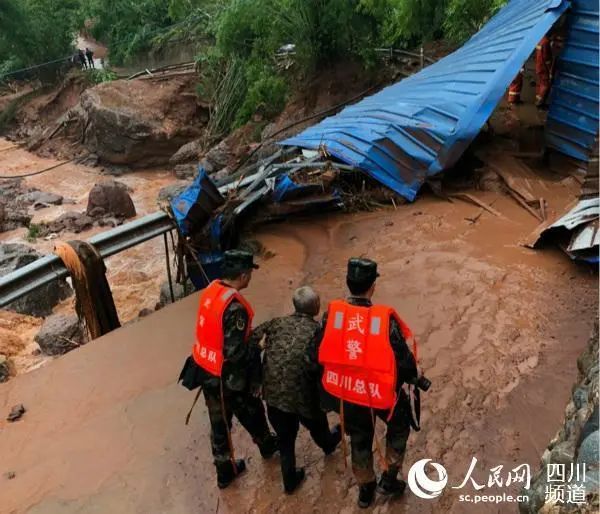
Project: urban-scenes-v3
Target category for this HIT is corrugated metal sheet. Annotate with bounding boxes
[549,197,599,230]
[538,197,599,262]
[282,0,569,201]
[546,0,599,162]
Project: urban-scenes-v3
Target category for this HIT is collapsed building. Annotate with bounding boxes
[169,0,599,284]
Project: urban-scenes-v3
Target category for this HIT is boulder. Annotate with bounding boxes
[0,179,32,232]
[170,140,201,166]
[34,314,87,356]
[201,139,234,173]
[157,279,194,309]
[157,182,191,204]
[77,78,202,167]
[0,243,72,317]
[86,180,136,219]
[0,355,10,383]
[174,164,198,181]
[0,204,31,232]
[40,211,95,235]
[577,430,599,467]
[16,191,63,206]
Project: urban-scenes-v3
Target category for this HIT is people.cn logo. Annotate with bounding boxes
[408,459,449,500]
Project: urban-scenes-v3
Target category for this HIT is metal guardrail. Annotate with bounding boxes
[0,159,274,308]
[0,211,175,308]
[374,47,436,68]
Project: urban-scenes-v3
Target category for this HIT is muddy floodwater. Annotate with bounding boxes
[0,140,597,513]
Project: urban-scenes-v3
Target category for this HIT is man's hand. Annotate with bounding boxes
[258,334,267,350]
[251,384,262,399]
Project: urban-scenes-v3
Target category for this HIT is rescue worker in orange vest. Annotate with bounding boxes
[535,35,553,107]
[190,250,278,488]
[309,258,422,508]
[508,68,524,105]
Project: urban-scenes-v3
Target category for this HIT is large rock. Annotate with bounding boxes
[0,243,72,317]
[34,314,87,356]
[0,180,32,232]
[77,77,202,167]
[174,164,198,180]
[86,180,136,219]
[157,181,191,204]
[40,211,95,235]
[156,279,194,309]
[200,140,235,174]
[0,355,11,383]
[16,191,63,207]
[170,140,201,166]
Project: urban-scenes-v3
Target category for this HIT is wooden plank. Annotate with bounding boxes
[506,189,543,221]
[488,157,538,205]
[449,193,502,217]
[539,198,547,221]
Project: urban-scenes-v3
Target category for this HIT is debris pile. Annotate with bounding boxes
[522,323,599,512]
[168,147,407,289]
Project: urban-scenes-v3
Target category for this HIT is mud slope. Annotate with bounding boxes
[0,192,596,514]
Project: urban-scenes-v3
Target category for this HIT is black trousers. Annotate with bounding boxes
[204,387,271,476]
[267,405,336,490]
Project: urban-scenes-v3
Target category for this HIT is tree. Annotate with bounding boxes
[0,0,81,75]
[444,0,507,43]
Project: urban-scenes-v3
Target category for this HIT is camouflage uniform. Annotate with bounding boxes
[309,296,418,485]
[199,299,275,479]
[251,313,340,490]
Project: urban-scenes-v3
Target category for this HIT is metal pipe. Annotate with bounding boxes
[164,232,175,304]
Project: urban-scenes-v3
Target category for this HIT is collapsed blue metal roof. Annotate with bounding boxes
[546,0,599,162]
[282,0,570,201]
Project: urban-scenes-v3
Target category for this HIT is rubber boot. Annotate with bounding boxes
[217,459,246,489]
[259,433,279,459]
[377,468,406,497]
[284,467,306,494]
[324,424,342,455]
[358,481,377,509]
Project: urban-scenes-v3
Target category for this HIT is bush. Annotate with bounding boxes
[443,0,507,43]
[25,223,41,242]
[235,67,287,126]
[88,68,117,84]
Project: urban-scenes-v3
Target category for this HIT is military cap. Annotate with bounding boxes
[222,249,259,275]
[347,257,379,284]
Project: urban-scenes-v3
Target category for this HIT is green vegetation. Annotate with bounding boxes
[25,223,41,242]
[1,0,508,131]
[81,0,221,66]
[0,0,82,72]
[88,68,118,84]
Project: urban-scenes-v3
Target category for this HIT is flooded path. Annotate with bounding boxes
[0,150,596,512]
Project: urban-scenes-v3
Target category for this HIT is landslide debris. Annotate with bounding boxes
[74,76,203,167]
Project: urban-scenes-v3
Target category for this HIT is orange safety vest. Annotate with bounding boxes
[192,280,254,377]
[318,300,415,410]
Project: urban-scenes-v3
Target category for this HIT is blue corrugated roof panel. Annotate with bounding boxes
[546,0,599,162]
[282,0,569,201]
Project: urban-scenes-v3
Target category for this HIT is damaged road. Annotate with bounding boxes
[0,187,596,513]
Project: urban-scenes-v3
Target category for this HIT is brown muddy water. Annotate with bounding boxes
[0,139,176,373]
[0,139,597,513]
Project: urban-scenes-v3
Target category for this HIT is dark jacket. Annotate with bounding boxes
[250,312,321,419]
